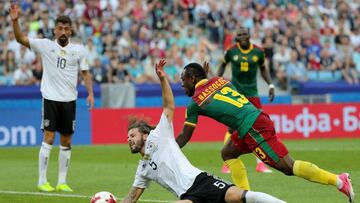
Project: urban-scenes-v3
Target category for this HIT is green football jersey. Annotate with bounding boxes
[185,77,262,139]
[223,43,265,97]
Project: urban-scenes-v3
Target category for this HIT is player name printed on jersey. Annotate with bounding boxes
[193,77,229,104]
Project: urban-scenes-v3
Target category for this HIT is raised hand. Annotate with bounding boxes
[202,61,210,76]
[9,3,20,21]
[155,59,167,79]
[268,87,275,102]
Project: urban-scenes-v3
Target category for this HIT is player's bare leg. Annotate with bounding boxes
[222,130,272,174]
[221,131,232,173]
[273,154,355,202]
[222,140,250,190]
[224,186,286,203]
[56,134,73,192]
[38,130,55,192]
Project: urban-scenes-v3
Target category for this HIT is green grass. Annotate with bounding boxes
[0,139,359,203]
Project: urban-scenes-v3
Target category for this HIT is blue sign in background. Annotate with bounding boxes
[0,108,91,147]
[0,85,99,147]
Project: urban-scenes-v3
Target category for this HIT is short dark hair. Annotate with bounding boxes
[183,63,207,79]
[128,118,155,135]
[55,15,72,26]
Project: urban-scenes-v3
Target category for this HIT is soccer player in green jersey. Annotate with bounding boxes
[217,27,274,180]
[176,63,354,203]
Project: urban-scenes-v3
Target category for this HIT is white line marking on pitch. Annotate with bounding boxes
[0,190,173,203]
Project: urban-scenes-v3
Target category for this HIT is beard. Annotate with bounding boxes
[58,35,69,46]
[130,139,144,154]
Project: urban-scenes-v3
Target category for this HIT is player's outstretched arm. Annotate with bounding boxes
[121,187,145,203]
[9,3,30,49]
[259,63,275,102]
[217,61,227,77]
[176,125,195,148]
[155,59,175,122]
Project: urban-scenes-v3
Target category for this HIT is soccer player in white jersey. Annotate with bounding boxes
[122,59,286,203]
[10,3,94,192]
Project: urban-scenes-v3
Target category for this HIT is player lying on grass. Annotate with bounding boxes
[122,59,286,203]
[176,62,355,203]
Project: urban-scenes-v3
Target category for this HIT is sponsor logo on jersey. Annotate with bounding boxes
[146,140,157,154]
[60,50,66,57]
[233,55,238,61]
[252,55,258,62]
[242,56,248,60]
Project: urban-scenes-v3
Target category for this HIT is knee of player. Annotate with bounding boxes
[221,148,236,161]
[224,186,244,202]
[280,167,294,176]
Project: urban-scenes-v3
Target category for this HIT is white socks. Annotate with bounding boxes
[58,145,71,185]
[38,142,52,186]
[245,191,287,203]
[38,143,72,186]
[256,157,262,164]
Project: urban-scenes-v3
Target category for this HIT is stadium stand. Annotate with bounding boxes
[0,0,359,104]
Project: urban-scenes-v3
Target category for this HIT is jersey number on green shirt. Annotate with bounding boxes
[213,86,249,108]
[240,61,249,72]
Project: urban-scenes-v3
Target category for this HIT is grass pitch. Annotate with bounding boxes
[0,139,359,203]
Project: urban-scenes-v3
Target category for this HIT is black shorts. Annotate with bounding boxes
[180,172,234,203]
[41,98,76,134]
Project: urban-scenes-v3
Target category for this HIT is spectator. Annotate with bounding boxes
[91,58,108,84]
[127,57,146,84]
[84,38,100,67]
[32,55,43,85]
[7,31,21,57]
[286,50,308,91]
[14,62,34,85]
[4,50,17,75]
[17,46,36,65]
[336,36,358,84]
[207,2,224,44]
[307,52,321,71]
[320,49,336,71]
[350,27,360,48]
[108,60,130,84]
[273,43,291,89]
[353,46,360,81]
[194,0,210,29]
[143,54,160,84]
[83,0,102,26]
[38,10,55,39]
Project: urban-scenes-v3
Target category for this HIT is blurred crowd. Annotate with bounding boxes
[0,0,360,91]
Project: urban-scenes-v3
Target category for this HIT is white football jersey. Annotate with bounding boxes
[29,38,89,102]
[132,113,202,197]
